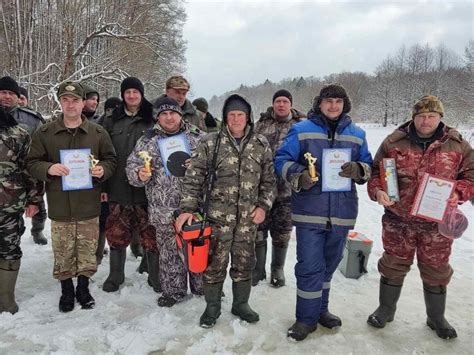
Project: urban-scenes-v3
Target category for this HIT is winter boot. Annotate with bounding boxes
[423,284,457,339]
[76,275,95,309]
[31,218,47,245]
[287,321,317,341]
[95,230,107,265]
[200,282,224,328]
[0,259,21,314]
[146,252,161,293]
[231,280,259,323]
[252,240,267,286]
[367,277,403,328]
[157,294,183,308]
[137,253,148,274]
[59,278,75,312]
[319,287,342,329]
[270,244,288,287]
[130,232,143,258]
[103,248,126,292]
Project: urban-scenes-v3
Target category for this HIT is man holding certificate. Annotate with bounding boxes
[367,95,474,339]
[26,81,116,313]
[275,83,373,341]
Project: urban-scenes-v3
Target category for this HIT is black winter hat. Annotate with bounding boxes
[0,76,20,97]
[272,89,292,104]
[222,94,253,125]
[192,97,209,113]
[312,83,351,115]
[104,97,122,110]
[120,77,144,99]
[153,96,183,117]
[82,83,100,103]
[19,87,28,99]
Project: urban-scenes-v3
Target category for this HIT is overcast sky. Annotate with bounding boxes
[183,0,473,99]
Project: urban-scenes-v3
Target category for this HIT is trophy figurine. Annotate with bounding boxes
[139,151,152,174]
[304,152,319,182]
[89,154,99,170]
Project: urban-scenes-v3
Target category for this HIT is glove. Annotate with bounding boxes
[298,170,318,190]
[338,162,363,180]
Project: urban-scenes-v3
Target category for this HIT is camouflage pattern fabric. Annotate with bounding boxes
[0,214,25,260]
[51,217,99,280]
[105,203,156,252]
[256,199,292,248]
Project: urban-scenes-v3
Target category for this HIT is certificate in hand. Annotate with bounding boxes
[322,148,352,192]
[157,133,191,177]
[59,148,93,191]
[410,173,456,223]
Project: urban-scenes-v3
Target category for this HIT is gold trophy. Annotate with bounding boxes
[89,154,99,170]
[304,152,318,182]
[138,151,152,174]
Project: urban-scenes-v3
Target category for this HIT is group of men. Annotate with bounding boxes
[1,73,472,343]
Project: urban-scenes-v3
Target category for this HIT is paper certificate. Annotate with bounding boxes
[322,148,352,192]
[157,133,191,177]
[59,148,93,191]
[410,173,456,223]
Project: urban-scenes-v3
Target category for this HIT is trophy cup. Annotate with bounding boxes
[380,158,400,202]
[89,154,99,170]
[304,152,319,182]
[138,151,152,174]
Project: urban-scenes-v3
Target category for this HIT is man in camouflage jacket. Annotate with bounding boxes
[176,94,276,328]
[252,89,305,287]
[367,95,474,340]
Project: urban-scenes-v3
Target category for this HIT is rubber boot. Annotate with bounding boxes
[287,321,317,341]
[252,240,267,286]
[59,278,75,312]
[367,277,403,328]
[423,284,457,339]
[270,244,288,287]
[137,253,148,274]
[231,280,259,323]
[0,259,20,314]
[146,251,161,293]
[319,287,342,329]
[103,248,126,292]
[95,231,106,265]
[130,232,143,258]
[31,218,47,245]
[76,275,95,309]
[200,282,224,328]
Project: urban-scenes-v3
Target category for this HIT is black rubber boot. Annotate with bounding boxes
[0,259,20,314]
[103,248,126,292]
[252,240,267,286]
[95,231,107,265]
[270,244,288,287]
[423,284,457,339]
[146,252,161,293]
[287,321,317,341]
[319,312,342,329]
[130,232,143,258]
[31,218,47,245]
[200,282,224,328]
[59,278,75,312]
[367,277,403,328]
[137,253,148,274]
[76,275,95,309]
[157,294,183,308]
[231,280,259,323]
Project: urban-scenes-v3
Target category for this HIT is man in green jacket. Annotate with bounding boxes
[26,81,116,312]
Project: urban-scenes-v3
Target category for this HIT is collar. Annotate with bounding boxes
[52,114,90,135]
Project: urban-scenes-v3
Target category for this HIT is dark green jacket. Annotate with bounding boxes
[26,115,116,222]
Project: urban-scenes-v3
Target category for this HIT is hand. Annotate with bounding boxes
[298,170,317,190]
[138,167,152,182]
[175,212,194,231]
[250,206,266,224]
[24,205,39,218]
[376,190,395,207]
[48,163,69,176]
[100,193,108,202]
[339,162,363,180]
[447,191,460,207]
[91,165,104,178]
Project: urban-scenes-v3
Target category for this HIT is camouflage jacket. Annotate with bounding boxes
[179,125,276,229]
[368,121,474,219]
[255,107,305,200]
[126,122,203,225]
[1,114,44,214]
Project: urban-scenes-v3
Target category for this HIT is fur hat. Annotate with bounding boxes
[312,83,351,115]
[0,76,20,97]
[412,95,444,118]
[120,77,144,99]
[272,89,292,104]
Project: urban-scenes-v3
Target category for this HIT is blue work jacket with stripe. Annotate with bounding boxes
[274,112,373,230]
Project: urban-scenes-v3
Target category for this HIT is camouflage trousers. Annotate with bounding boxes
[204,222,257,284]
[0,213,25,260]
[105,203,156,252]
[51,218,99,280]
[256,199,292,248]
[156,223,202,300]
[378,213,454,286]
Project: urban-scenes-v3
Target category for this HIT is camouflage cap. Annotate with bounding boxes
[165,75,190,90]
[57,81,85,100]
[412,95,444,118]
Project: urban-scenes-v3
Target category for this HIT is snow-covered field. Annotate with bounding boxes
[1,126,473,354]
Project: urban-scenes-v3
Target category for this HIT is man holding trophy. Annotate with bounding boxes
[275,84,373,341]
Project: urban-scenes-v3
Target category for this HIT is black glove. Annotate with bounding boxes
[298,170,318,190]
[338,162,363,180]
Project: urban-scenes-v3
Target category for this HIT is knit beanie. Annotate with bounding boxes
[19,87,28,99]
[312,83,351,115]
[104,97,122,111]
[272,89,292,104]
[120,77,144,99]
[0,76,20,97]
[153,96,183,117]
[412,95,444,118]
[192,97,209,113]
[223,96,251,119]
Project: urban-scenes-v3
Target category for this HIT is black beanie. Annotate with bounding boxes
[272,89,292,104]
[153,96,183,117]
[0,76,20,97]
[120,77,144,99]
[19,87,28,99]
[104,97,122,110]
[312,83,351,115]
[224,96,250,119]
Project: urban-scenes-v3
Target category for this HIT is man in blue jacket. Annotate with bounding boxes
[275,83,373,341]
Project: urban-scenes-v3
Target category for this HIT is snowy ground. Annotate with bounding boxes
[1,126,473,354]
